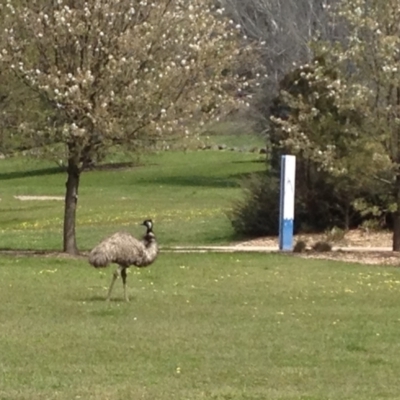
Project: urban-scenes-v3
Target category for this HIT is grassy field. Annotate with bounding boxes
[1,252,400,399]
[0,149,265,251]
[2,144,400,399]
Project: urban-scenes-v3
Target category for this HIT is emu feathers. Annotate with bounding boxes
[88,219,158,301]
[89,231,158,268]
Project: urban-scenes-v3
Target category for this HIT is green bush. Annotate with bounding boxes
[229,172,280,237]
[230,53,393,238]
[228,168,347,237]
[230,53,392,237]
[229,167,388,238]
[293,240,307,253]
[312,241,332,252]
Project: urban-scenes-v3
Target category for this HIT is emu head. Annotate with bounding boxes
[141,219,153,232]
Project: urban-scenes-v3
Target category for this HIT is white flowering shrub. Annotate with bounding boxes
[0,0,258,166]
[0,0,261,253]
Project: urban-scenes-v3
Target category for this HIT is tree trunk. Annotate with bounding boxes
[63,159,81,255]
[393,175,400,251]
[344,202,350,231]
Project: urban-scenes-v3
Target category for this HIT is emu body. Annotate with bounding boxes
[89,220,158,301]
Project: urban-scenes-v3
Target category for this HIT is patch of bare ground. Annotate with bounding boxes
[14,195,64,201]
[236,229,400,266]
[237,229,392,249]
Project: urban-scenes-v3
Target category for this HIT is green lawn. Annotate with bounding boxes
[1,252,400,399]
[1,147,400,399]
[0,150,265,251]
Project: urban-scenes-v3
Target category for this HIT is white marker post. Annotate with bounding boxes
[279,155,296,251]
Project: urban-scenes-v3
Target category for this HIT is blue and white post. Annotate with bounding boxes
[279,155,296,251]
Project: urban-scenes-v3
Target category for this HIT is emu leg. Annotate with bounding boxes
[121,268,129,302]
[107,266,121,301]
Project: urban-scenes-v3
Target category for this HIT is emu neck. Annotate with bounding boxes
[143,228,156,246]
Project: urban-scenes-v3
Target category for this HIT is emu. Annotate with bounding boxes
[88,219,158,301]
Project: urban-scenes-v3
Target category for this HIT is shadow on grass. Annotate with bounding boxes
[74,295,129,305]
[0,167,63,181]
[0,162,145,181]
[83,295,108,302]
[231,159,266,164]
[0,248,56,255]
[140,172,256,188]
[89,307,130,316]
[87,161,144,171]
[0,249,88,261]
[2,204,62,213]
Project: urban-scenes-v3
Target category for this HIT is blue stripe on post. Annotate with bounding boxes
[279,155,296,251]
[278,157,285,249]
[279,219,294,251]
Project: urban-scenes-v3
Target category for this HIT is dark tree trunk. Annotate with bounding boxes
[344,202,350,231]
[393,215,400,251]
[63,159,81,255]
[393,174,400,251]
[393,88,400,251]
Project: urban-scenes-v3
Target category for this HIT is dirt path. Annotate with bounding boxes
[13,195,64,201]
[233,229,399,266]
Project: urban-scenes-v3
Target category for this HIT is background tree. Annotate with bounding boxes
[0,3,50,156]
[0,71,52,155]
[271,0,400,250]
[0,0,258,254]
[220,0,340,128]
[270,56,387,231]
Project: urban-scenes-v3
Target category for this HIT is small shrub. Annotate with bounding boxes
[360,219,384,232]
[312,241,332,252]
[293,240,307,253]
[325,226,346,242]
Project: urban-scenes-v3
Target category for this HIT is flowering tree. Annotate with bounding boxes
[0,0,257,254]
[0,7,47,155]
[271,0,400,250]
